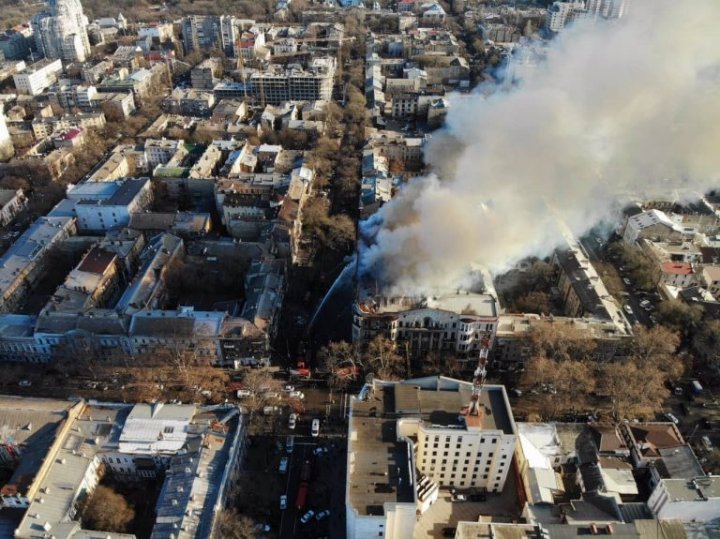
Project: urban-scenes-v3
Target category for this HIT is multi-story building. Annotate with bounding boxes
[6,398,247,539]
[353,273,499,364]
[0,188,27,226]
[182,15,239,54]
[32,0,91,62]
[545,0,585,33]
[144,138,185,169]
[191,58,222,89]
[0,216,77,312]
[12,58,63,96]
[162,88,216,117]
[346,376,517,539]
[0,25,34,60]
[586,0,629,19]
[248,58,336,105]
[69,177,152,232]
[0,105,13,160]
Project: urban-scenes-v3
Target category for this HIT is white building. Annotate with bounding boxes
[647,476,720,522]
[623,209,689,244]
[32,0,91,62]
[0,105,13,160]
[545,1,585,33]
[13,58,63,96]
[586,0,629,19]
[0,188,27,226]
[69,177,152,232]
[144,138,185,169]
[346,377,517,539]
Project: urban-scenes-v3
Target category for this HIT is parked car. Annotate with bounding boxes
[664,412,679,425]
[623,305,633,314]
[288,391,305,400]
[452,493,467,502]
[283,384,295,392]
[18,380,31,387]
[623,277,631,285]
[300,510,315,524]
[316,510,330,521]
[311,418,320,437]
[289,413,297,430]
[254,523,271,533]
[236,389,253,398]
[639,299,650,307]
[279,457,289,474]
[313,446,328,456]
[286,435,295,453]
[280,495,287,510]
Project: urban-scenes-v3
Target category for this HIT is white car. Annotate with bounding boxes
[18,380,31,387]
[623,305,633,314]
[236,389,253,398]
[280,495,287,510]
[288,391,305,400]
[623,277,631,285]
[664,412,679,425]
[300,510,315,524]
[311,418,320,437]
[288,413,297,430]
[283,384,295,392]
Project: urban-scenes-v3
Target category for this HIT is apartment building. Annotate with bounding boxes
[32,0,91,62]
[69,177,152,232]
[13,58,63,96]
[144,138,186,169]
[191,58,222,89]
[0,189,27,226]
[0,216,77,313]
[346,377,517,539]
[8,399,246,539]
[162,88,216,117]
[0,106,14,161]
[248,57,336,105]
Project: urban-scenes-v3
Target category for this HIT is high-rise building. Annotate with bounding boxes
[0,105,14,161]
[586,0,630,19]
[544,0,586,33]
[32,0,91,62]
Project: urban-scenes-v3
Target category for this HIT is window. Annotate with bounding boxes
[163,426,175,434]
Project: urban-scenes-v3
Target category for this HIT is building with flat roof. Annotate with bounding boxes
[346,376,517,539]
[9,399,246,539]
[13,59,63,96]
[32,0,91,62]
[70,178,152,233]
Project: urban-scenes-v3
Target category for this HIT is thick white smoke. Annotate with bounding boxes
[359,0,720,294]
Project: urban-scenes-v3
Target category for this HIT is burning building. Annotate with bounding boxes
[352,269,499,364]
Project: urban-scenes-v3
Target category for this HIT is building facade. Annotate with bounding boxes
[32,0,91,62]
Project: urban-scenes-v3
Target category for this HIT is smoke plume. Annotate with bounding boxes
[359,0,720,294]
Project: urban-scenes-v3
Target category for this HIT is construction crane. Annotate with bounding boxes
[467,334,492,417]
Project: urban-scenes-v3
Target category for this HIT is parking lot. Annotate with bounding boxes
[239,412,347,539]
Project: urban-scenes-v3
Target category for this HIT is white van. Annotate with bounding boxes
[311,418,320,437]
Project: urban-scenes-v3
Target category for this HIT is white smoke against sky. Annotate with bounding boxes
[359,0,720,295]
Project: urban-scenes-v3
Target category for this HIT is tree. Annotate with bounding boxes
[319,341,359,389]
[215,510,257,539]
[239,368,283,415]
[693,319,720,376]
[657,300,704,338]
[527,321,597,363]
[599,360,668,421]
[363,335,407,380]
[632,325,684,380]
[82,486,135,533]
